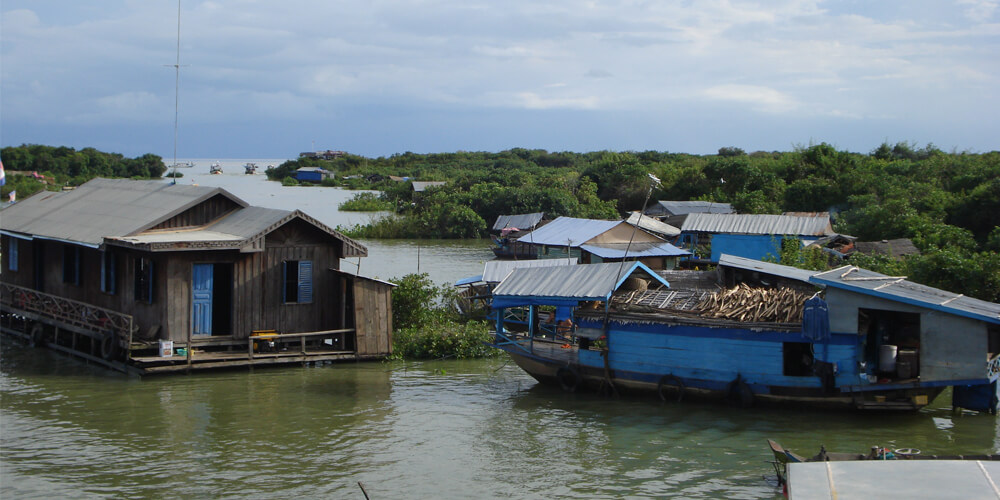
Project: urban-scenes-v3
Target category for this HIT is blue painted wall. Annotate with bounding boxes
[710,234,783,262]
[297,170,325,182]
[576,318,861,391]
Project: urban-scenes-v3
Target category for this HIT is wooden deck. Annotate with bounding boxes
[1,283,378,375]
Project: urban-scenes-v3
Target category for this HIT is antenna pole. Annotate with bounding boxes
[171,0,182,183]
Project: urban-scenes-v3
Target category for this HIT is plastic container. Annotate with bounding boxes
[879,344,898,373]
[159,340,174,357]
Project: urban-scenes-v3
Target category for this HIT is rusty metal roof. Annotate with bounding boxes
[681,213,833,236]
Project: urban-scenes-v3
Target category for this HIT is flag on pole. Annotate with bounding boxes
[0,158,6,186]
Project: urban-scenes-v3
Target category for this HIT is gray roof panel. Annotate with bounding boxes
[580,242,690,259]
[482,258,577,283]
[681,213,833,236]
[517,216,620,246]
[718,254,819,284]
[492,212,544,231]
[811,265,1000,324]
[0,178,243,246]
[649,200,734,216]
[625,211,681,236]
[492,262,670,302]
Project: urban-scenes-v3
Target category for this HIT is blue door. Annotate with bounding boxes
[192,264,213,335]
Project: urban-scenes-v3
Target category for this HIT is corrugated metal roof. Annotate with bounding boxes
[296,167,328,173]
[718,254,818,284]
[648,200,734,216]
[412,181,446,192]
[492,262,670,302]
[811,265,1000,325]
[626,212,680,236]
[516,216,620,246]
[482,257,577,283]
[681,213,833,236]
[0,178,245,246]
[0,178,368,257]
[580,242,690,259]
[492,212,544,231]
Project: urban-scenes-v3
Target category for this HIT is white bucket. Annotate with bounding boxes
[159,340,174,357]
[879,344,898,373]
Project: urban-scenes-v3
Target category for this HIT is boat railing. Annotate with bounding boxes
[1,283,136,355]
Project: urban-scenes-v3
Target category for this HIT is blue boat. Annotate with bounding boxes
[489,256,1000,412]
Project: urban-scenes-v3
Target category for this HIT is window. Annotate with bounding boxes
[134,257,154,303]
[783,342,814,376]
[7,238,18,272]
[63,246,80,285]
[283,260,313,304]
[101,250,117,295]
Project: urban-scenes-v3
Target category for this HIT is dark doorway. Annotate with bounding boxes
[859,308,921,378]
[33,243,45,291]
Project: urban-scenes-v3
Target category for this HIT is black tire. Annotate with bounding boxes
[557,366,580,392]
[28,323,44,348]
[726,376,755,408]
[100,330,120,361]
[657,374,685,402]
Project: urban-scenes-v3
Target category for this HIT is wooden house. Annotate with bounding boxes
[0,178,393,374]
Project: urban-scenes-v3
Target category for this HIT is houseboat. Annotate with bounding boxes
[210,162,223,174]
[244,163,258,175]
[491,213,545,259]
[0,178,394,374]
[489,256,1000,412]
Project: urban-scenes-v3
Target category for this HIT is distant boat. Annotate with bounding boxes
[244,163,258,175]
[210,162,223,175]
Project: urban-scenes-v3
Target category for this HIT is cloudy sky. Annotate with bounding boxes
[1,1,998,159]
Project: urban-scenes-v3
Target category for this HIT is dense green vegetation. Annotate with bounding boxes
[1,144,166,199]
[270,143,997,302]
[388,273,500,360]
[339,192,394,212]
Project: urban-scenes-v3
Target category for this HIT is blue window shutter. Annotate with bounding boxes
[101,251,108,293]
[8,239,18,272]
[298,260,313,304]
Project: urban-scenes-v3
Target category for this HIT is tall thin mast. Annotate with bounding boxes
[170,0,182,182]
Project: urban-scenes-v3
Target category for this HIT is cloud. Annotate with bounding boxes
[701,85,798,113]
[957,0,998,20]
[512,92,599,110]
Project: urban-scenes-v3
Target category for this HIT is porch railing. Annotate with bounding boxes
[0,283,135,350]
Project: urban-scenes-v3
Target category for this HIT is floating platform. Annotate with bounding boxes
[787,460,1000,499]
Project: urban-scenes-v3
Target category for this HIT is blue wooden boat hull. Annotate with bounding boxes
[495,315,946,410]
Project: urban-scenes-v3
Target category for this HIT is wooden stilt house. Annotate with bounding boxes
[0,178,394,374]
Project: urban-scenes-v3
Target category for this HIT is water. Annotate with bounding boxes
[3,342,998,499]
[3,162,999,498]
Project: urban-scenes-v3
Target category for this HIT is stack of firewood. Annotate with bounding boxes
[695,283,808,323]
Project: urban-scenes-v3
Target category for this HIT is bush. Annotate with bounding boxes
[389,273,501,359]
[339,192,393,211]
[281,177,299,186]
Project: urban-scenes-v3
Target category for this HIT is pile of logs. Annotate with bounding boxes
[695,283,809,323]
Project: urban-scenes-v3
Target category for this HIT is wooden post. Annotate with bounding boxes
[186,325,192,371]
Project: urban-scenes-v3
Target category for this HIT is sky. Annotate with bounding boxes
[1,0,998,160]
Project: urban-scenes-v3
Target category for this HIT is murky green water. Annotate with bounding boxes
[3,341,998,499]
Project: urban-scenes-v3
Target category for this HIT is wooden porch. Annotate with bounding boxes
[1,283,371,375]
